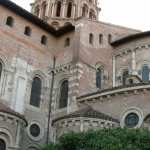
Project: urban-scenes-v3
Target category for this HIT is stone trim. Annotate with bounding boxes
[77,83,150,103]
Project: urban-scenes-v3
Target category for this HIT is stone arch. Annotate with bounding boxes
[56,1,62,17]
[34,5,40,17]
[0,128,13,148]
[28,70,48,108]
[89,9,96,20]
[82,3,88,17]
[53,73,71,110]
[41,1,47,19]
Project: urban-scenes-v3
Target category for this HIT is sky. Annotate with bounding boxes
[11,0,150,31]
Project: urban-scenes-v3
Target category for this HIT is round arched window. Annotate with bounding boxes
[30,124,41,137]
[125,113,139,128]
[0,139,6,150]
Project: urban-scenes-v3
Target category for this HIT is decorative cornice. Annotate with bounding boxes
[77,83,150,103]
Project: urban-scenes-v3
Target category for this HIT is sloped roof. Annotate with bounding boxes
[53,106,119,124]
[0,102,27,126]
[111,31,150,46]
[0,0,75,37]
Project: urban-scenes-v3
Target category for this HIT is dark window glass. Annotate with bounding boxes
[67,2,72,18]
[30,77,42,107]
[89,33,94,44]
[142,65,149,82]
[122,70,129,86]
[59,80,68,109]
[6,16,14,27]
[99,34,103,44]
[24,26,31,36]
[125,113,139,128]
[96,68,102,88]
[56,2,61,17]
[0,139,6,150]
[64,38,70,47]
[41,35,47,45]
[30,124,40,137]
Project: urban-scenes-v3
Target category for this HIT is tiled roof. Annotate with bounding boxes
[53,106,119,124]
[111,31,150,46]
[0,0,75,37]
[0,102,27,126]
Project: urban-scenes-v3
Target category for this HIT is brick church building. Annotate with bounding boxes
[0,0,150,149]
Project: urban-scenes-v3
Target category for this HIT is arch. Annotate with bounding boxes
[56,1,62,17]
[67,2,72,18]
[41,2,47,19]
[24,26,32,36]
[34,5,40,17]
[89,33,94,45]
[89,9,96,20]
[96,68,102,89]
[122,69,129,86]
[0,139,6,150]
[142,64,149,82]
[30,77,42,107]
[64,38,70,47]
[41,35,47,45]
[59,80,69,109]
[82,4,88,17]
[6,16,14,27]
[99,34,103,44]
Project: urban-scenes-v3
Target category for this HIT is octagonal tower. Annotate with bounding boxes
[31,0,101,28]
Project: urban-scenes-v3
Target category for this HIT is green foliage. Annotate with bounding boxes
[41,128,150,150]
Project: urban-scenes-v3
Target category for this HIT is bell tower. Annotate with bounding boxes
[31,0,101,28]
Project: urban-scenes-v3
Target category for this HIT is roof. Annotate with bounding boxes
[111,31,150,46]
[0,0,75,37]
[0,102,27,126]
[53,106,119,124]
[77,82,150,100]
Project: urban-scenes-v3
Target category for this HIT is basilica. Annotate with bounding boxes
[0,0,150,149]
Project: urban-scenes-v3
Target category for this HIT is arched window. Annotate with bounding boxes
[89,9,96,20]
[67,2,72,18]
[99,34,103,44]
[24,26,32,36]
[59,80,69,109]
[6,16,14,27]
[56,1,62,17]
[82,4,88,17]
[34,6,40,17]
[0,139,6,150]
[89,33,94,45]
[64,38,70,47]
[96,68,102,89]
[122,70,129,85]
[42,2,47,19]
[41,35,47,45]
[142,65,149,82]
[108,34,112,43]
[30,77,42,107]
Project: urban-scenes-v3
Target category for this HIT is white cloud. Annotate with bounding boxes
[11,0,150,31]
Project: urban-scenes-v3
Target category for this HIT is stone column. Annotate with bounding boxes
[72,4,76,18]
[62,3,67,18]
[46,0,51,17]
[132,50,137,75]
[113,56,116,87]
[51,3,55,18]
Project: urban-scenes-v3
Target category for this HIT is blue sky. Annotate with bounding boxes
[12,0,150,31]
